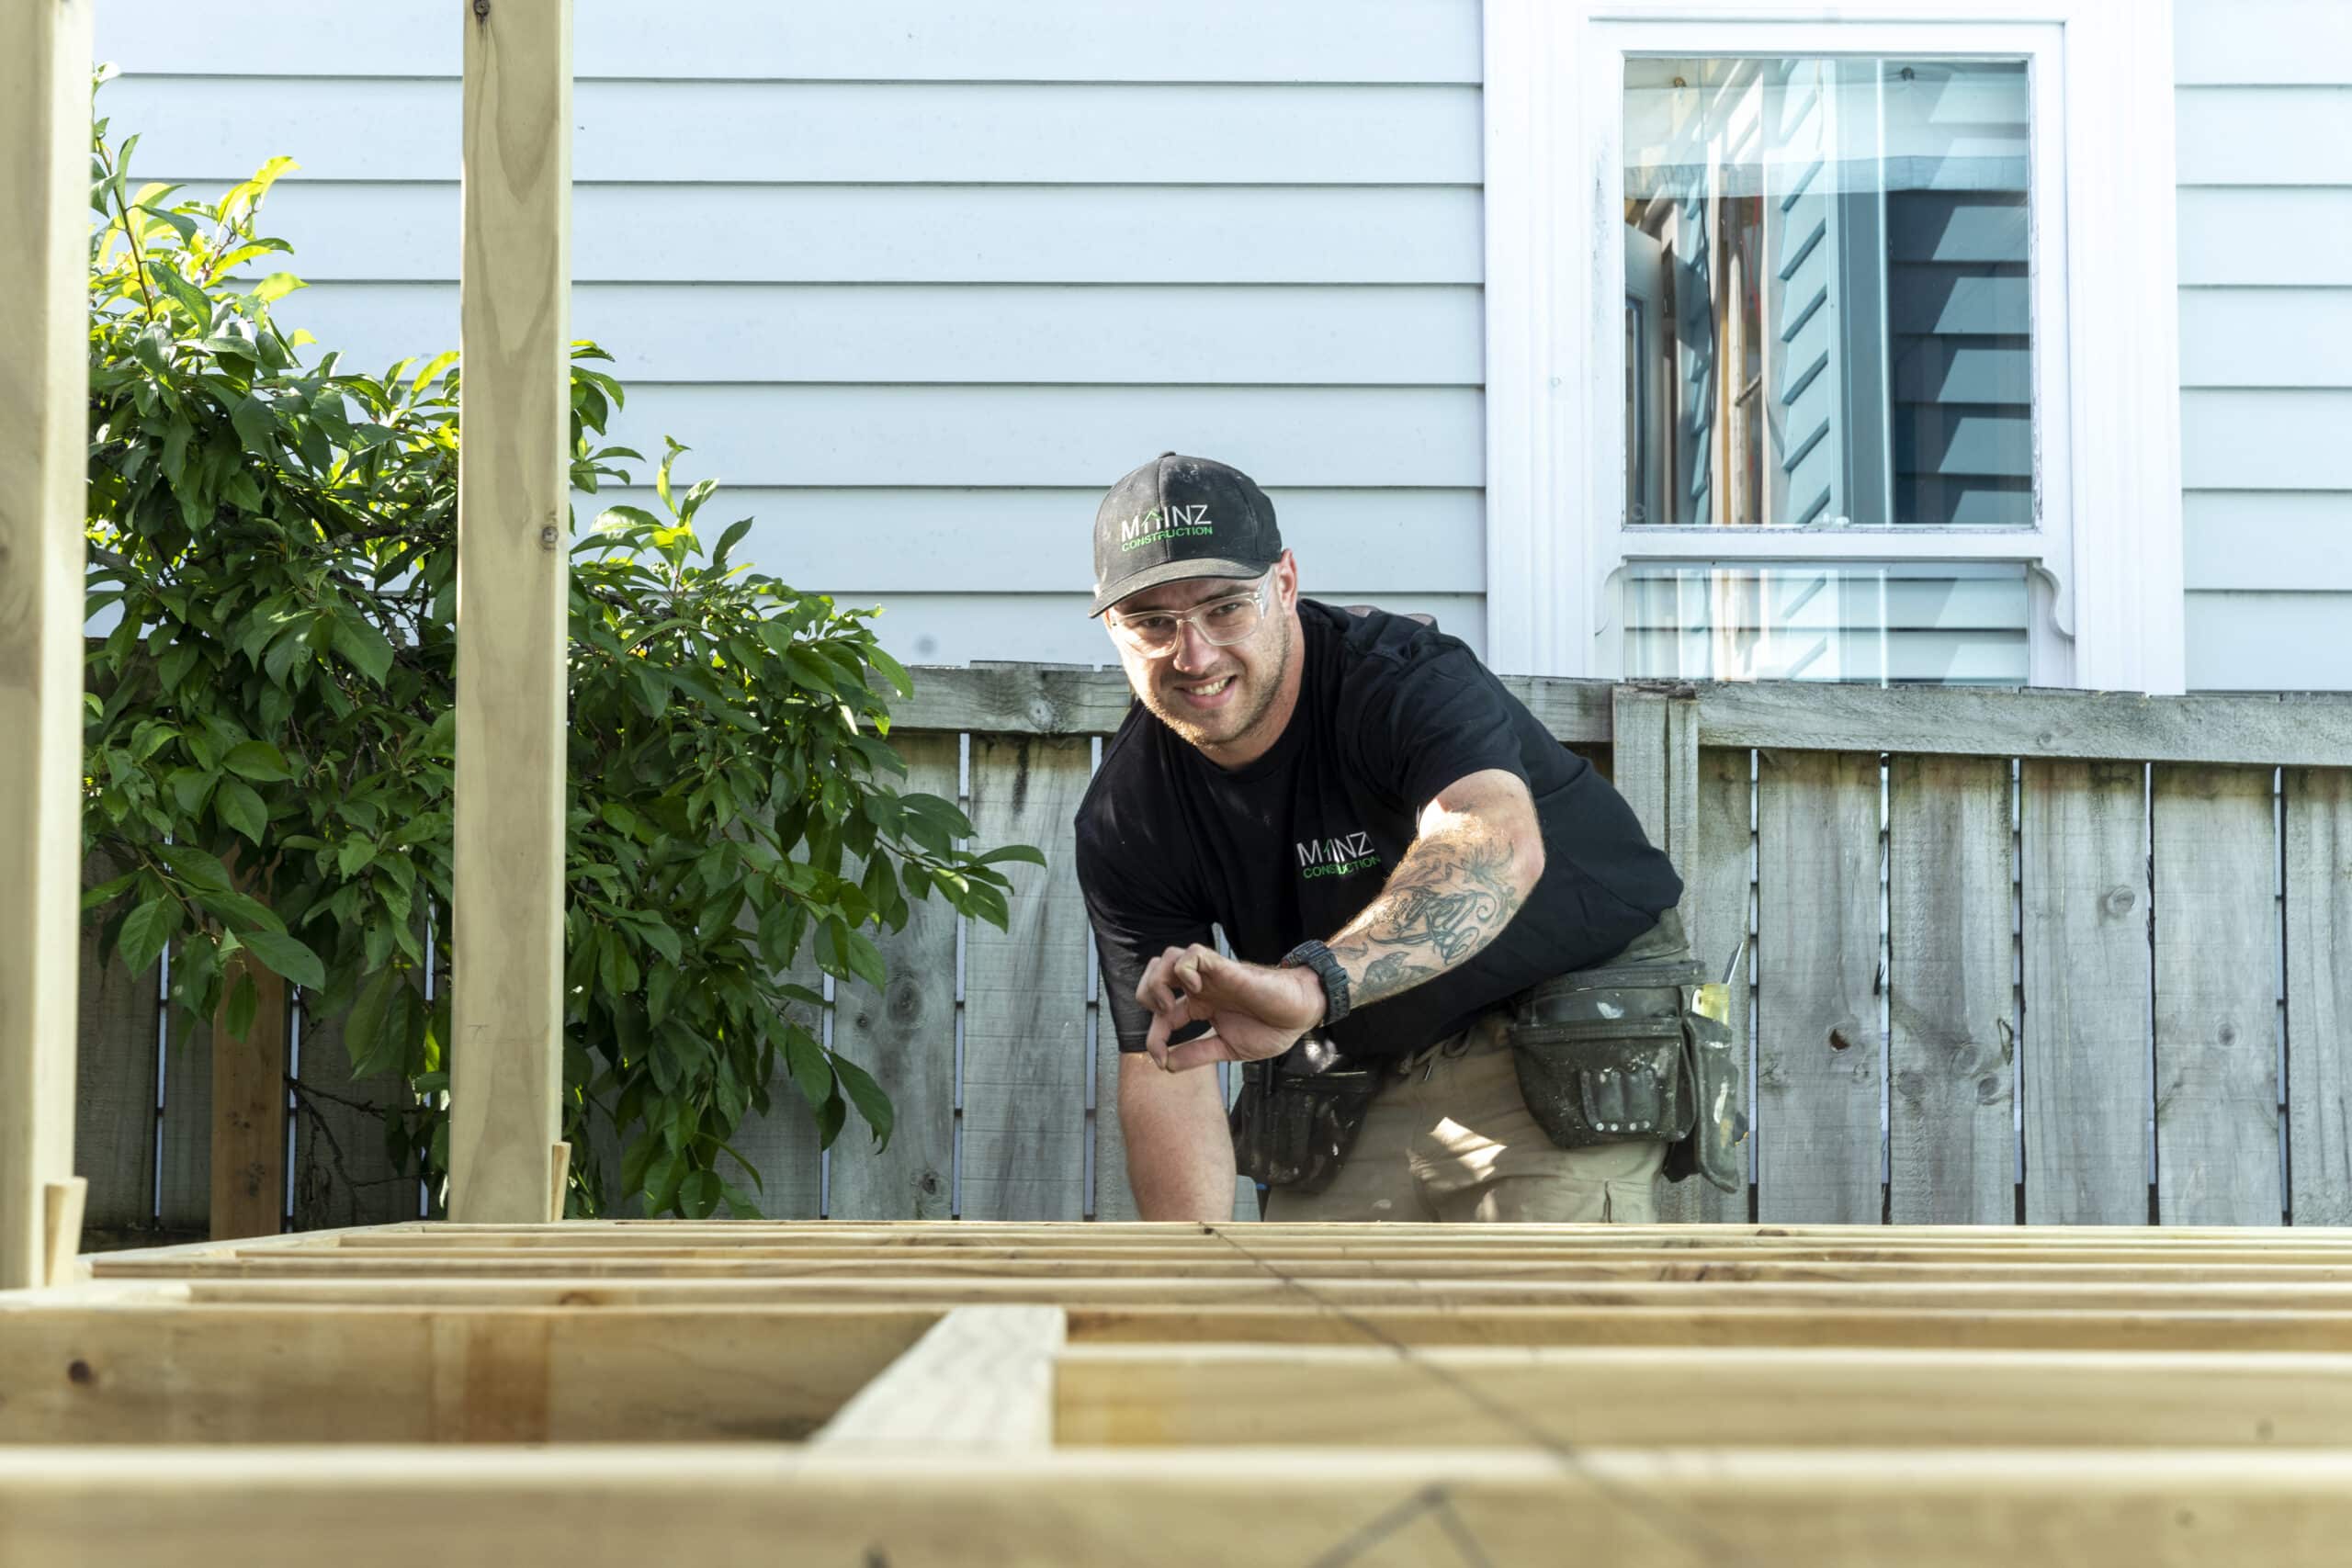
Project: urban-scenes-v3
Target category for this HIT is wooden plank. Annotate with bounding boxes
[2154,766,2285,1225]
[2286,769,2352,1225]
[888,670,2352,768]
[13,1447,2352,1568]
[1888,756,2016,1224]
[1656,743,1751,1224]
[209,955,287,1240]
[825,736,959,1220]
[0,0,92,1292]
[156,976,213,1234]
[1756,751,1884,1224]
[119,1251,2352,1286]
[74,863,160,1234]
[1057,1344,2352,1448]
[1695,684,2352,770]
[961,738,1091,1220]
[0,1300,934,1442]
[810,1305,1062,1450]
[1092,935,1137,1223]
[2021,761,2154,1224]
[447,0,571,1224]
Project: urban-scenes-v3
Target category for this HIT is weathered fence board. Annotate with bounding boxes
[2020,761,2154,1224]
[826,736,959,1220]
[74,895,156,1234]
[2153,766,2283,1225]
[1756,750,1885,1224]
[1656,744,1755,1224]
[1091,926,1139,1223]
[962,736,1092,1221]
[289,1009,416,1232]
[1888,755,2017,1224]
[2286,767,2352,1224]
[157,997,213,1234]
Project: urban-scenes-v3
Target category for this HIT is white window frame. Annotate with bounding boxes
[1482,0,2186,693]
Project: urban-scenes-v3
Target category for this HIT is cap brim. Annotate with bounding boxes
[1089,556,1272,616]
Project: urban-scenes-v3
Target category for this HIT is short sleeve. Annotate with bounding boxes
[1347,644,1532,816]
[1075,808,1213,1054]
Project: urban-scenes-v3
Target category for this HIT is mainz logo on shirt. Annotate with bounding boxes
[1296,829,1381,881]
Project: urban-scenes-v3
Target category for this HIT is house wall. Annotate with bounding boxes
[92,0,2352,689]
[2175,0,2352,692]
[94,0,1489,667]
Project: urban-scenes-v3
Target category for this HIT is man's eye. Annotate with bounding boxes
[1132,615,1175,635]
[1205,600,1247,621]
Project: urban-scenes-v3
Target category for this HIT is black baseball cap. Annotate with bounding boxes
[1090,452,1283,616]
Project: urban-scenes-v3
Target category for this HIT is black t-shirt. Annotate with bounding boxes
[1075,599,1684,1061]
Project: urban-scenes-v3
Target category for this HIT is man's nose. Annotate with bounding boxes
[1169,619,1217,671]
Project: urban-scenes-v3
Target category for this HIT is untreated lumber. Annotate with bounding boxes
[1056,1344,2352,1448]
[0,0,93,1293]
[10,1447,2352,1567]
[0,1299,937,1443]
[447,0,571,1223]
[811,1305,1062,1450]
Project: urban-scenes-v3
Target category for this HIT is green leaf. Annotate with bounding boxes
[167,767,216,816]
[229,395,277,456]
[154,842,236,895]
[155,640,200,694]
[678,1168,721,1219]
[238,929,326,990]
[117,896,183,976]
[865,644,914,699]
[842,929,888,993]
[223,972,260,1041]
[251,271,306,305]
[831,1053,895,1151]
[82,873,139,911]
[215,776,268,844]
[329,612,396,686]
[220,739,294,782]
[642,1148,687,1214]
[344,969,399,1077]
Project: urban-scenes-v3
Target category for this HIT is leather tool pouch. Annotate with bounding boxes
[1227,1035,1382,1194]
[1506,956,1703,1152]
[1661,992,1746,1195]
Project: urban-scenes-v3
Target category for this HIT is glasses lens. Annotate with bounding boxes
[1111,582,1264,655]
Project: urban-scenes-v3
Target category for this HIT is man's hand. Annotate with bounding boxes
[1136,943,1324,1073]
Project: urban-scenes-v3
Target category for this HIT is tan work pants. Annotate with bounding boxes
[1261,1019,1668,1223]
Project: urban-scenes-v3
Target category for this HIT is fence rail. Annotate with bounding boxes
[74,672,2352,1234]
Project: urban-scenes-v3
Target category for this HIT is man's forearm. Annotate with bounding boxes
[1326,808,1532,1010]
[1117,1050,1238,1220]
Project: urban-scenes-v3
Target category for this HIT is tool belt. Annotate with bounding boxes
[1229,912,1748,1196]
[1504,908,1746,1193]
[1227,1032,1381,1196]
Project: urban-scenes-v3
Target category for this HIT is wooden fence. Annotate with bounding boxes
[72,670,2352,1235]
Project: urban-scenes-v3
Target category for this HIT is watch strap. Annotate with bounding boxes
[1279,939,1351,1027]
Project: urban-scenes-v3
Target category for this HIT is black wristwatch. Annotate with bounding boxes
[1279,940,1352,1027]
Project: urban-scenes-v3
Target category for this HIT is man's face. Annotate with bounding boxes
[1108,553,1300,759]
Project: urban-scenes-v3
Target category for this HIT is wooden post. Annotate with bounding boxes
[208,956,288,1239]
[0,0,94,1291]
[448,0,573,1223]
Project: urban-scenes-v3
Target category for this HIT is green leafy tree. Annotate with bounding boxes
[81,81,1035,1217]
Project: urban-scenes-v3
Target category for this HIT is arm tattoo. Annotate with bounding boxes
[1329,814,1529,1010]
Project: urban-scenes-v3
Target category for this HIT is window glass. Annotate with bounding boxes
[1624,561,2030,685]
[1623,57,2032,529]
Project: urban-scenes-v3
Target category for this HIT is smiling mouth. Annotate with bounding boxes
[1172,674,1236,703]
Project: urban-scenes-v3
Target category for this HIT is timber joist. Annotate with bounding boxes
[11,1220,2352,1565]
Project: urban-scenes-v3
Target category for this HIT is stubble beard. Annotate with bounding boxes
[1142,612,1293,754]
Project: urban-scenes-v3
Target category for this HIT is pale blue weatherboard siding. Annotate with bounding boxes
[95,0,1488,668]
[2175,0,2352,691]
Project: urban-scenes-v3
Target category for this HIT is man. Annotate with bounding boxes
[1074,452,1694,1224]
